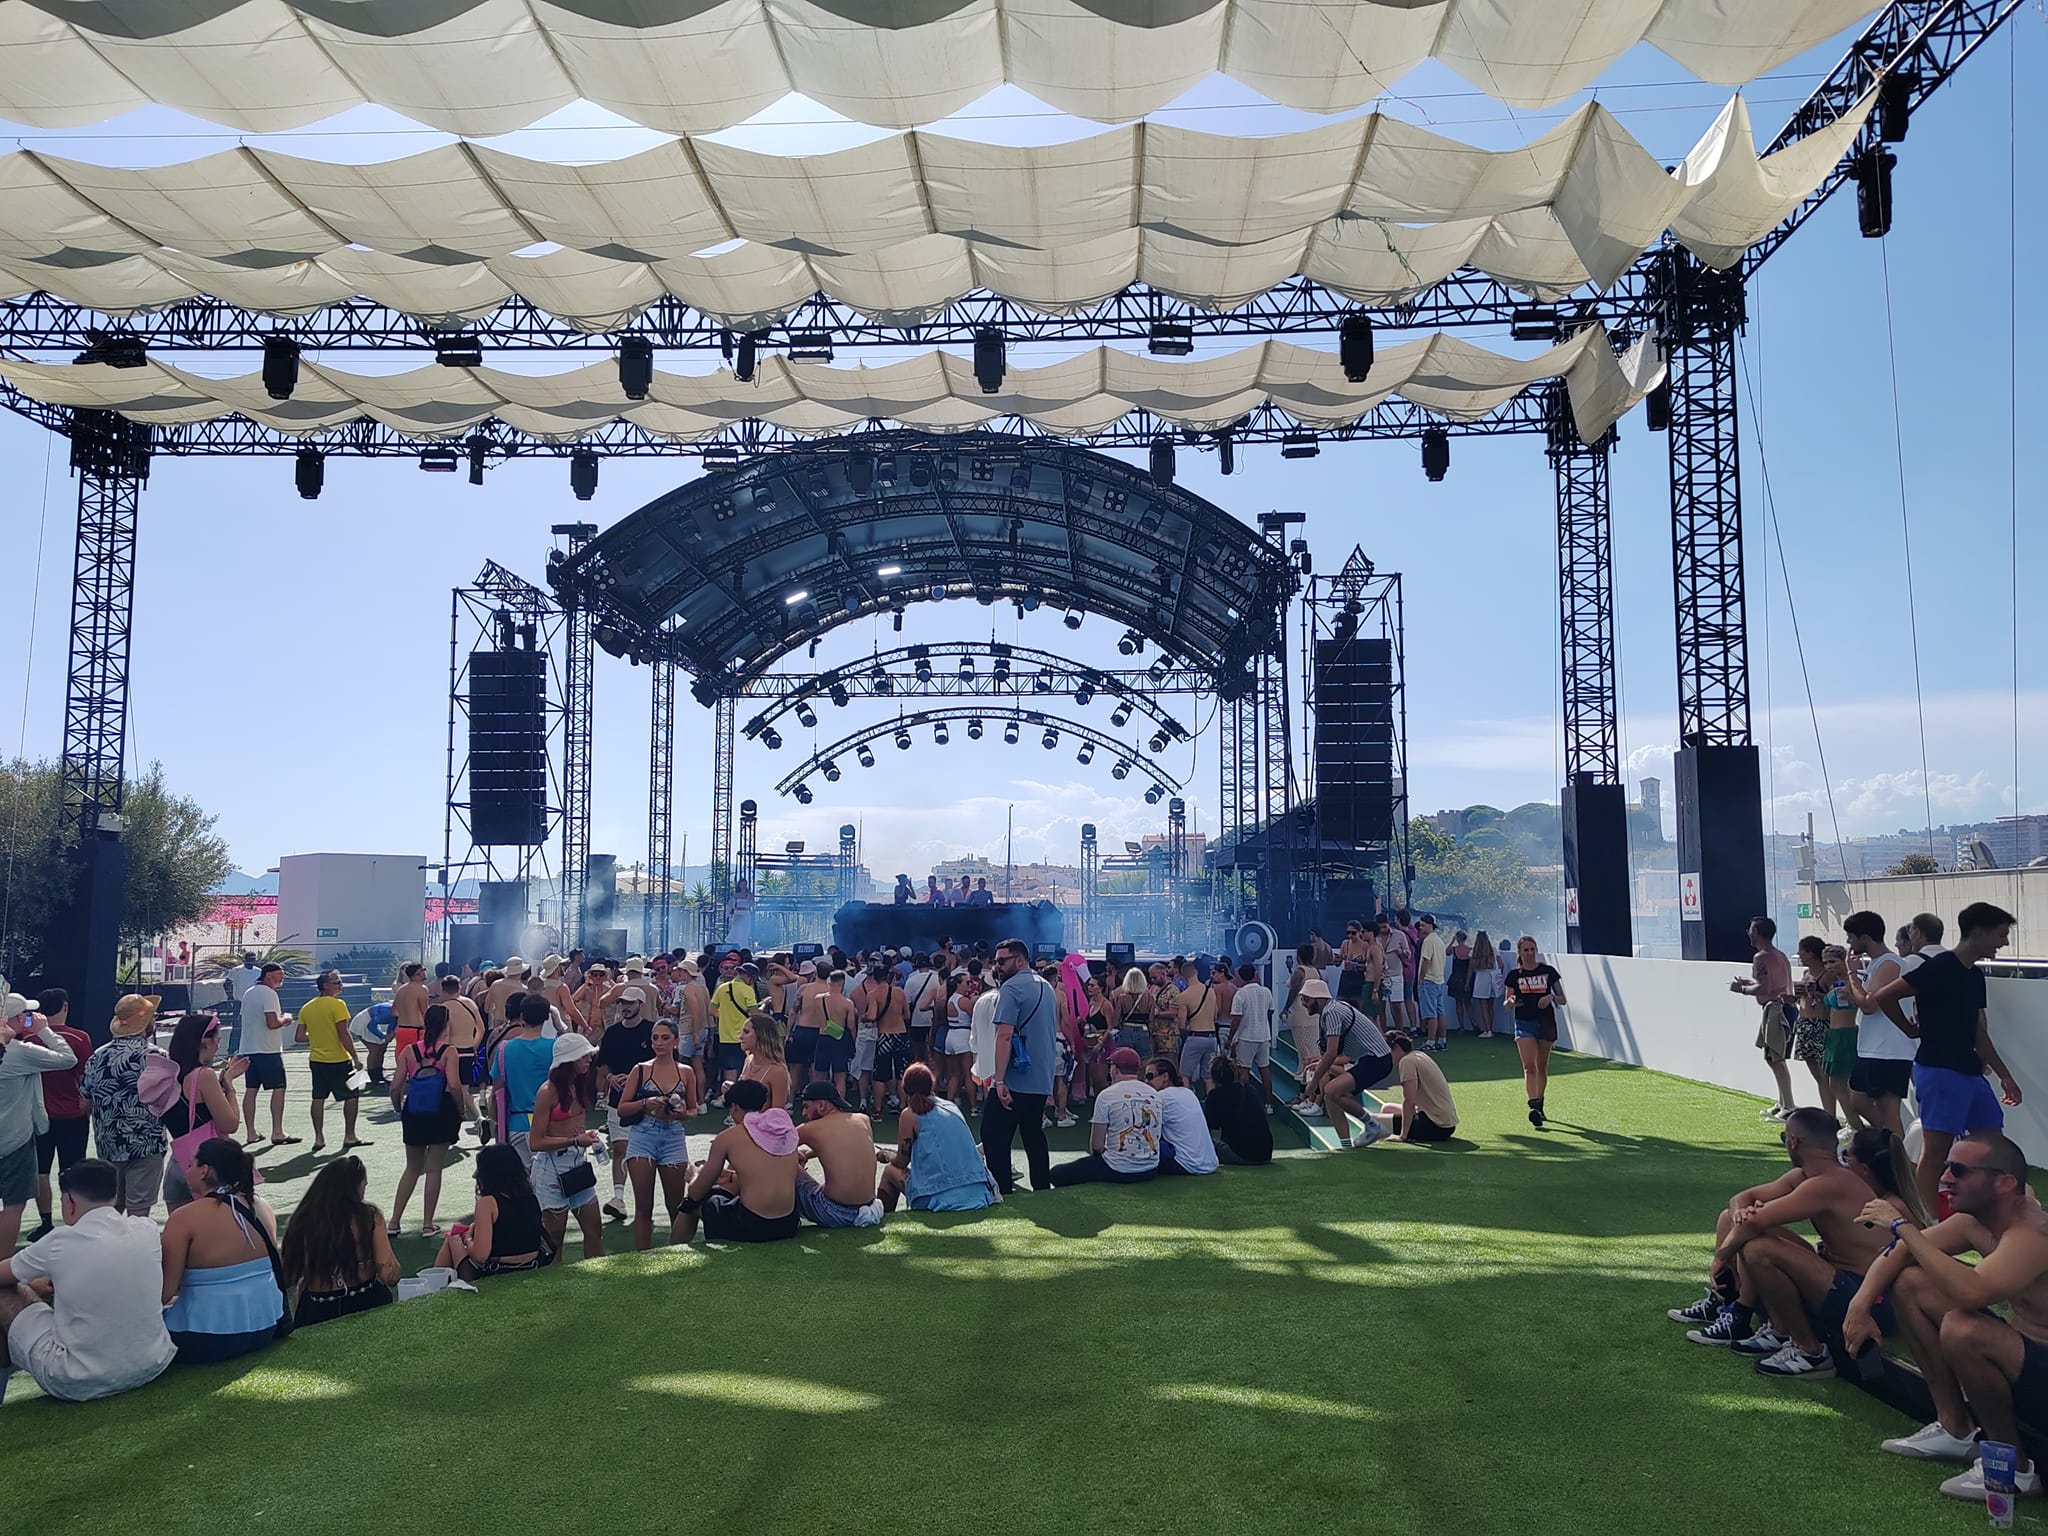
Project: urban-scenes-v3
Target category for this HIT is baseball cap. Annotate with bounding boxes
[800,1080,853,1110]
[1108,1046,1145,1071]
[1297,976,1332,1000]
[740,962,761,978]
[2,993,31,1021]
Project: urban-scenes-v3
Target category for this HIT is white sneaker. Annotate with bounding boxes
[1298,1102,1325,1118]
[1882,1422,1980,1462]
[1055,1113,1077,1128]
[602,1194,628,1221]
[1355,1117,1390,1147]
[1759,1105,1788,1120]
[1753,1342,1834,1379]
[1939,1458,2042,1501]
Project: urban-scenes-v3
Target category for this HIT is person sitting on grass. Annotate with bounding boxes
[1716,1122,1922,1380]
[0,1158,174,1404]
[1309,988,1395,1149]
[1203,1057,1273,1166]
[160,1138,286,1366]
[1374,1030,1460,1146]
[879,1063,1000,1214]
[280,1155,400,1331]
[527,1034,607,1262]
[794,1081,883,1228]
[1145,1059,1219,1176]
[434,1144,553,1281]
[674,1079,801,1245]
[1048,1048,1160,1188]
[1843,1131,2048,1501]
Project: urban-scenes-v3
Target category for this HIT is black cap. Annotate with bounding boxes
[800,1080,853,1111]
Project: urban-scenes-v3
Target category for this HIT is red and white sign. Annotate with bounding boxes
[1564,887,1580,926]
[1680,871,1703,923]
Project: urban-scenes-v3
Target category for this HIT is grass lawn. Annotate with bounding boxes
[0,1038,2016,1534]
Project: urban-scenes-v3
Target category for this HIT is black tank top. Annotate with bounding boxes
[486,1189,546,1257]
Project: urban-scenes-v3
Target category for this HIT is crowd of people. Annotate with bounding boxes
[1679,899,2039,1503]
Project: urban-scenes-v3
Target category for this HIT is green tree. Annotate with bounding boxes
[1885,852,1940,876]
[0,758,232,969]
[1405,816,1546,933]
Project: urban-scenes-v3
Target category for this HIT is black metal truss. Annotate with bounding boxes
[58,411,151,839]
[1655,254,1751,749]
[736,793,760,898]
[1745,0,2028,273]
[709,693,736,929]
[734,643,1202,740]
[1548,388,1621,785]
[648,651,676,954]
[772,707,1183,802]
[556,524,597,948]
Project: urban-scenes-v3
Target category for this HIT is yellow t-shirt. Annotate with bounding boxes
[1418,933,1447,986]
[713,978,758,1044]
[298,995,355,1063]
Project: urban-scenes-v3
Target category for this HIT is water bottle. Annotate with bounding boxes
[591,1139,610,1165]
[1981,1440,2017,1528]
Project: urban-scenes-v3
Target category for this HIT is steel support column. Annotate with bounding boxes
[555,522,596,949]
[648,653,675,954]
[1548,391,1632,957]
[1658,254,1767,962]
[709,694,736,939]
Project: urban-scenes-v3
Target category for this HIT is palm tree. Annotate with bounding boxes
[197,935,315,977]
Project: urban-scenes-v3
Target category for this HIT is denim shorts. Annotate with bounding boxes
[625,1118,690,1167]
[531,1147,598,1212]
[1417,980,1448,1020]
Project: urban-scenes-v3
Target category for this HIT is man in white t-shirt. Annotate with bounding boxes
[0,1158,174,1403]
[233,962,298,1146]
[1839,908,1913,1138]
[1225,962,1276,1105]
[221,952,261,1052]
[1146,1058,1219,1175]
[1049,1048,1160,1186]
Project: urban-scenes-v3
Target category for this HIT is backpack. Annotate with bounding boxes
[404,1045,447,1115]
[136,1049,181,1116]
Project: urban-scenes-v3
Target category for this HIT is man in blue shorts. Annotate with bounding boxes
[793,1082,882,1228]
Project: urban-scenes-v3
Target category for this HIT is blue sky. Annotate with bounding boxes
[0,15,2040,887]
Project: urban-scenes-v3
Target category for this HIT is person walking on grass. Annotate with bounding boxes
[527,1033,606,1262]
[298,969,368,1152]
[388,1004,467,1238]
[434,1144,552,1281]
[1505,937,1564,1128]
[232,963,299,1148]
[983,938,1059,1196]
[618,1020,695,1250]
[280,1155,399,1330]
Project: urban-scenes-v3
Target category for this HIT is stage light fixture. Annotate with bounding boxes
[895,729,912,751]
[1421,427,1450,483]
[1854,146,1896,238]
[1145,785,1164,805]
[1032,672,1055,695]
[849,450,874,495]
[740,799,758,819]
[73,332,146,368]
[1074,679,1095,706]
[261,335,300,400]
[992,656,1011,684]
[1217,428,1236,476]
[617,335,653,400]
[958,655,976,679]
[1076,742,1095,766]
[967,717,985,740]
[1111,760,1130,780]
[822,759,841,781]
[796,701,817,728]
[934,722,950,745]
[1148,656,1170,683]
[789,331,834,363]
[1063,608,1083,631]
[874,672,895,697]
[570,450,599,501]
[294,449,323,501]
[973,328,1006,394]
[1280,431,1319,460]
[856,744,875,768]
[1110,702,1132,728]
[1118,629,1144,657]
[1042,727,1058,750]
[1081,823,1097,846]
[877,563,903,578]
[762,727,783,750]
[784,589,809,606]
[420,449,459,474]
[794,783,814,805]
[1645,380,1671,433]
[1148,435,1175,488]
[1339,313,1374,382]
[702,445,741,470]
[735,331,759,382]
[1003,720,1021,745]
[1509,307,1561,343]
[892,611,904,633]
[1148,730,1168,753]
[1877,69,1917,143]
[829,682,850,708]
[434,333,483,368]
[1148,319,1194,356]
[466,434,489,485]
[911,646,933,683]
[1335,600,1360,642]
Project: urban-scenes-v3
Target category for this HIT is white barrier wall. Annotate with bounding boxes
[1551,955,2048,1166]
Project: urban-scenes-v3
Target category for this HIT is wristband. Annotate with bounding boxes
[1890,1218,1907,1236]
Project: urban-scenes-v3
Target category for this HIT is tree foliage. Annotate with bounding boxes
[0,758,232,968]
[1405,816,1547,933]
[1885,852,1941,877]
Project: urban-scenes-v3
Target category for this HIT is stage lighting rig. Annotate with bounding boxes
[1421,428,1450,483]
[856,744,875,768]
[1063,608,1084,630]
[1003,720,1021,745]
[1042,726,1059,750]
[794,783,814,804]
[294,449,323,500]
[967,717,985,740]
[822,759,841,781]
[895,728,912,751]
[761,727,783,750]
[1148,435,1175,487]
[910,645,933,682]
[1144,786,1164,804]
[1110,701,1133,728]
[434,333,483,368]
[1111,760,1131,780]
[261,335,300,400]
[1118,629,1145,656]
[829,682,850,708]
[1280,431,1319,460]
[934,721,950,745]
[1339,312,1374,382]
[570,450,599,501]
[1148,730,1169,753]
[617,335,653,400]
[795,701,817,728]
[958,655,976,679]
[973,328,1006,393]
[1076,742,1095,766]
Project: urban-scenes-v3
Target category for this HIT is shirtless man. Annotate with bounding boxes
[793,1081,883,1227]
[386,963,431,1088]
[540,956,586,1032]
[485,959,528,1032]
[1717,1113,1916,1378]
[1729,916,1796,1120]
[867,967,911,1118]
[438,975,485,1071]
[1845,1131,2048,1500]
[673,1078,800,1245]
[676,959,711,1079]
[790,967,835,1095]
[1338,921,1376,1008]
[817,974,857,1100]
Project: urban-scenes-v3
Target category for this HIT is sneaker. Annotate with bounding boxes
[1759,1105,1789,1120]
[1528,1107,1546,1128]
[1731,1324,1787,1356]
[1685,1311,1751,1347]
[1755,1342,1834,1378]
[1299,1102,1325,1117]
[1882,1422,1980,1462]
[1355,1117,1390,1147]
[1668,1293,1724,1325]
[1055,1112,1077,1128]
[602,1195,628,1222]
[1940,1458,2043,1501]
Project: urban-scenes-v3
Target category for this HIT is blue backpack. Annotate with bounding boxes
[404,1045,447,1115]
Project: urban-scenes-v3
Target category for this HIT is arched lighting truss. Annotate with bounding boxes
[772,707,1183,805]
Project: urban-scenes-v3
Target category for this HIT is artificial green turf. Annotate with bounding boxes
[0,1040,2018,1535]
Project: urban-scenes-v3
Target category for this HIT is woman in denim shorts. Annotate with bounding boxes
[619,1021,694,1250]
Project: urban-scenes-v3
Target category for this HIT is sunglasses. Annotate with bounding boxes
[1943,1160,2007,1179]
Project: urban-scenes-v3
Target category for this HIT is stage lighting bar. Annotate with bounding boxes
[1280,431,1320,460]
[789,331,835,363]
[1509,307,1561,342]
[1148,319,1194,356]
[419,448,458,473]
[433,333,483,368]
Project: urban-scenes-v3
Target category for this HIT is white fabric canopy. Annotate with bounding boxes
[0,97,1868,327]
[0,0,1877,133]
[0,326,1662,444]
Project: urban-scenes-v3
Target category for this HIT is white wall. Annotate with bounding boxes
[1552,955,2048,1166]
[1801,867,2048,958]
[276,853,428,969]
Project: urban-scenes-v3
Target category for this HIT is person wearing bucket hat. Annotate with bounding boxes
[526,1032,606,1260]
[674,1078,800,1246]
[1048,1047,1161,1188]
[0,992,80,1254]
[82,995,170,1216]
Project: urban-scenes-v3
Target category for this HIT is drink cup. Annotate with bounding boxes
[1981,1440,2017,1528]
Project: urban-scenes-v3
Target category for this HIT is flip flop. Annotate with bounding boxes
[385,1223,402,1237]
[419,1225,444,1239]
[342,1138,374,1149]
[271,1135,304,1146]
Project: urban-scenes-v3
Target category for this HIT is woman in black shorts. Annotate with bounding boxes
[387,1004,467,1237]
[433,1144,553,1281]
[281,1155,399,1329]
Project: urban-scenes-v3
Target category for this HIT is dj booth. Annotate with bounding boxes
[831,899,1066,959]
